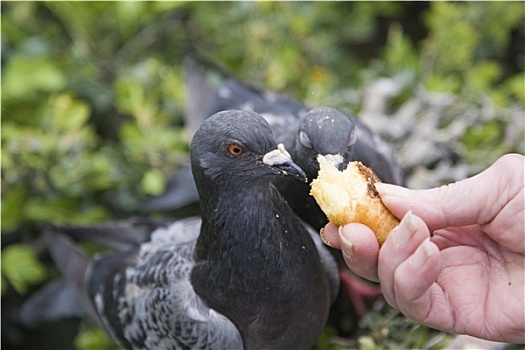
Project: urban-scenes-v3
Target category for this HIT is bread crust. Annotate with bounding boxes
[310,155,399,245]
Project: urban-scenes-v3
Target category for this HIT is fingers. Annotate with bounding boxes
[378,211,429,307]
[323,211,455,332]
[379,212,453,329]
[392,238,444,323]
[321,222,380,282]
[375,154,523,229]
[320,223,341,250]
[375,154,524,252]
[338,223,380,282]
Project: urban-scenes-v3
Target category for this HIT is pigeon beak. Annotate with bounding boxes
[275,159,307,182]
[321,154,345,171]
[263,144,307,182]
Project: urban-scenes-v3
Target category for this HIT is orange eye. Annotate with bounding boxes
[227,144,244,156]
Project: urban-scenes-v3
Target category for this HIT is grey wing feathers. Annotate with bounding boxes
[19,279,86,326]
[47,217,171,250]
[117,268,244,349]
[108,218,243,349]
[49,218,243,349]
[47,232,103,324]
[183,56,217,138]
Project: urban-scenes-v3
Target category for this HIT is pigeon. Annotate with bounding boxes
[273,106,404,230]
[145,56,404,231]
[142,58,403,330]
[40,110,339,349]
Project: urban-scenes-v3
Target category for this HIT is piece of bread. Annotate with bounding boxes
[310,155,399,245]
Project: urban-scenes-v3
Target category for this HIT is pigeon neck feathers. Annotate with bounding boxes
[195,181,315,273]
[192,183,331,349]
[191,110,318,274]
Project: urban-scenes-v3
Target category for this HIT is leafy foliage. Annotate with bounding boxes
[2,2,523,349]
[74,324,121,350]
[1,244,47,295]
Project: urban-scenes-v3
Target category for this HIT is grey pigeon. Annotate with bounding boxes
[145,57,404,231]
[275,106,404,229]
[43,110,339,349]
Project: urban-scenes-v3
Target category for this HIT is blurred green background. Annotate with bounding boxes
[2,2,524,349]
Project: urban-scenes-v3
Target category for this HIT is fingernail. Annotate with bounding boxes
[375,183,410,198]
[409,238,434,268]
[393,211,418,247]
[320,227,334,248]
[338,226,355,261]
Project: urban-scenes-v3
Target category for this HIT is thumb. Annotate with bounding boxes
[375,154,524,233]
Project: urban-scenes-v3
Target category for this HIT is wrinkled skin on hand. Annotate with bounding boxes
[322,154,525,343]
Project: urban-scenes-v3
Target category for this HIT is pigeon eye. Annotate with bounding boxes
[348,130,357,147]
[227,144,244,156]
[299,131,312,149]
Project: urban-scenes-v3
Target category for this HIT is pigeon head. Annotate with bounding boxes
[191,110,306,191]
[295,107,357,177]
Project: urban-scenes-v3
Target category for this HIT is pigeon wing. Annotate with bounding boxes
[19,279,86,326]
[46,217,170,251]
[49,218,243,349]
[353,117,405,185]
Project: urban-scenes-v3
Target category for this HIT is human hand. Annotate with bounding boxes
[321,153,525,343]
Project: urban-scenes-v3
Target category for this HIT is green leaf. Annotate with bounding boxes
[2,55,67,100]
[51,94,91,132]
[114,77,148,117]
[358,336,378,350]
[423,2,481,73]
[1,186,29,233]
[74,324,121,350]
[115,2,148,36]
[1,244,47,295]
[424,73,461,94]
[503,73,525,103]
[464,61,501,95]
[384,22,419,73]
[141,169,166,196]
[461,121,503,152]
[23,197,108,224]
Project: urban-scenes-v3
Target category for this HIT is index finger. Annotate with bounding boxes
[376,154,524,252]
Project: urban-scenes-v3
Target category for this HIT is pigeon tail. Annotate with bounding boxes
[19,279,86,327]
[46,232,102,325]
